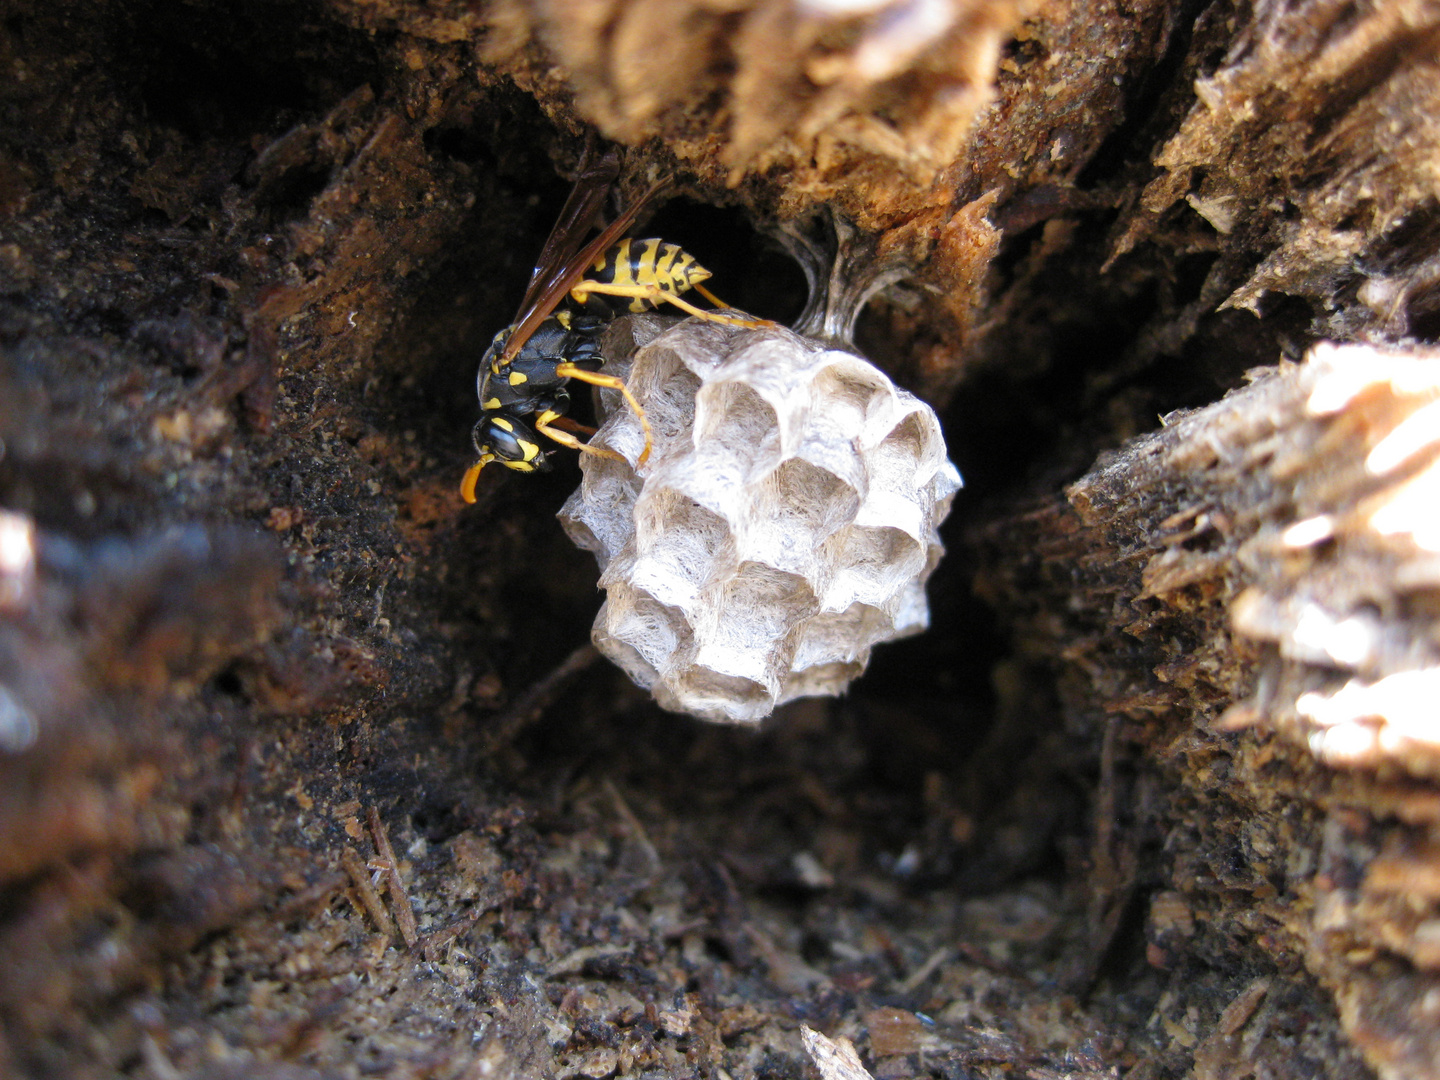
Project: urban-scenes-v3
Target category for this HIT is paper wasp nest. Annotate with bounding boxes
[558,315,961,724]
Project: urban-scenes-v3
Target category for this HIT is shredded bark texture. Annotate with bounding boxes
[2,0,1438,1076]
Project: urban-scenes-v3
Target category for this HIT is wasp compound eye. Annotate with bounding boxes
[559,315,961,724]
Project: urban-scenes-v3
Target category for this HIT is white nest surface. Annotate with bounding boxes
[559,316,961,723]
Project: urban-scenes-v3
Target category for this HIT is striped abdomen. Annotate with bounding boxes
[588,238,713,313]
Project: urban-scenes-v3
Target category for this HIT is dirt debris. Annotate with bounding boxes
[3,0,1440,1077]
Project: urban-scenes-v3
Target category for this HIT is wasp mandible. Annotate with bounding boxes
[461,144,761,504]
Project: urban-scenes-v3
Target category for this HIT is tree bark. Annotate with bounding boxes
[2,0,1439,1076]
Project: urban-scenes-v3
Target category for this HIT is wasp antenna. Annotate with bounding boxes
[460,461,486,504]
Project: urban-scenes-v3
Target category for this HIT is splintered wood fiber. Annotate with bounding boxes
[0,1,1437,1079]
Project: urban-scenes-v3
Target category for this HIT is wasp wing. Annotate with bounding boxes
[502,177,665,365]
[517,143,621,317]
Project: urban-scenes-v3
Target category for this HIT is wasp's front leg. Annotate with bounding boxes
[532,408,626,463]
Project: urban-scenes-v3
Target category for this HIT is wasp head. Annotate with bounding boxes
[461,412,552,503]
[472,415,548,472]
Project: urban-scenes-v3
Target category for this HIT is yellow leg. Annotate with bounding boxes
[548,416,597,437]
[690,282,728,309]
[533,413,626,463]
[570,282,774,330]
[554,363,654,468]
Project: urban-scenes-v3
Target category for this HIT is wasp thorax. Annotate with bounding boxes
[558,315,961,724]
[479,327,512,376]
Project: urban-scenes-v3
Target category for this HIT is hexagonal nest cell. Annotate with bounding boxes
[560,316,960,723]
[3,2,1440,1079]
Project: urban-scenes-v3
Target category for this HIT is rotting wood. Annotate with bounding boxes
[368,805,420,949]
[1,0,1438,1076]
[976,341,1440,1078]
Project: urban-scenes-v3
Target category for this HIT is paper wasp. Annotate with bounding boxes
[461,144,760,504]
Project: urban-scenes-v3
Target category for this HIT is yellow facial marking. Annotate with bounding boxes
[519,439,540,462]
[491,417,514,433]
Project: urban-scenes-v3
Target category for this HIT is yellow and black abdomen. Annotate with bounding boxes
[587,238,713,314]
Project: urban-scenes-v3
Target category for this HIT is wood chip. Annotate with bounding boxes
[801,1027,875,1080]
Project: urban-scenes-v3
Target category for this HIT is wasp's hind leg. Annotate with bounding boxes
[569,281,775,331]
[553,362,654,468]
[689,281,746,315]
